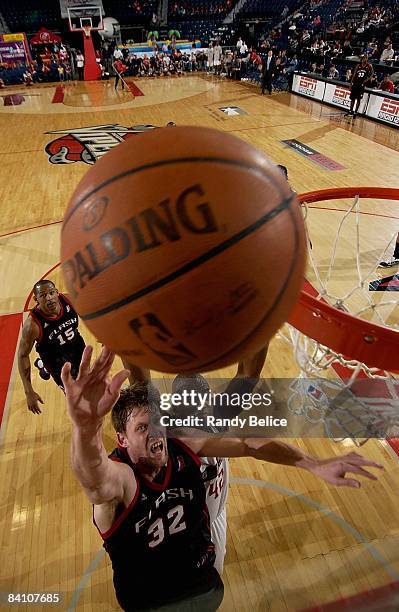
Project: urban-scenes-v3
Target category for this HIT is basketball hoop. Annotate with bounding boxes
[83,26,91,39]
[281,186,399,444]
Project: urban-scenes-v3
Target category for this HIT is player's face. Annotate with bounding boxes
[34,284,60,315]
[122,407,168,472]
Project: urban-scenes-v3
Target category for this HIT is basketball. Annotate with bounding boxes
[60,126,306,373]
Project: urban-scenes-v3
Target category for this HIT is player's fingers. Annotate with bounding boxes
[346,454,384,469]
[77,345,93,380]
[37,395,44,404]
[109,370,130,396]
[89,346,112,377]
[61,361,72,386]
[343,464,378,480]
[342,478,361,488]
[91,351,116,382]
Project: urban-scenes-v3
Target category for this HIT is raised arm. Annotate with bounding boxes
[17,316,43,414]
[62,346,132,505]
[181,437,383,488]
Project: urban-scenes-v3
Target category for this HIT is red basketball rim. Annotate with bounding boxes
[287,186,399,373]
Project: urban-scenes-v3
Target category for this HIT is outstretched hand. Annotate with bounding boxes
[306,451,384,488]
[61,345,129,428]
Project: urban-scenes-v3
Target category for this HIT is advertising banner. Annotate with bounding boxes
[367,93,399,126]
[0,40,26,63]
[292,73,325,100]
[0,33,30,64]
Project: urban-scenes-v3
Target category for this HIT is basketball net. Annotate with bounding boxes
[83,26,91,39]
[280,187,399,445]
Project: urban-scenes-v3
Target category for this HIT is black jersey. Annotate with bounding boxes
[95,439,216,611]
[352,64,372,88]
[30,294,85,384]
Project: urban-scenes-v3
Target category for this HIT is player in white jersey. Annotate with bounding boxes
[200,455,228,574]
[171,373,259,575]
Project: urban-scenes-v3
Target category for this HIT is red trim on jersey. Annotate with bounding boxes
[173,438,202,467]
[28,311,43,343]
[93,470,141,540]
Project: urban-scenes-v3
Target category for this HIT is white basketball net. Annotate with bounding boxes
[279,191,399,445]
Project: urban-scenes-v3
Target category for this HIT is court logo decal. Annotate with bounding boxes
[219,106,247,116]
[369,273,399,291]
[45,123,156,165]
[281,139,345,171]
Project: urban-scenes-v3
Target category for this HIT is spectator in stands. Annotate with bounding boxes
[331,42,342,58]
[367,73,379,88]
[380,44,395,65]
[23,68,33,86]
[113,47,123,61]
[328,64,339,80]
[232,53,242,80]
[345,68,352,82]
[379,73,394,93]
[76,52,84,80]
[65,62,72,81]
[236,37,243,52]
[57,63,65,82]
[342,40,353,57]
[239,40,248,57]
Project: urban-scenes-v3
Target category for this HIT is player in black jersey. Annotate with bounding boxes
[18,280,85,413]
[346,55,373,116]
[62,346,384,611]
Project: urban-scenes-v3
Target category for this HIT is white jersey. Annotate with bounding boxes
[201,456,229,522]
[201,456,228,575]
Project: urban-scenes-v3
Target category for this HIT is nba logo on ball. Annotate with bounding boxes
[61,126,306,373]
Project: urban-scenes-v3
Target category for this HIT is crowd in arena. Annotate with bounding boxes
[169,0,232,17]
[0,0,398,96]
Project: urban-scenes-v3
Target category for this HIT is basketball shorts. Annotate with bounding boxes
[120,566,224,611]
[350,85,364,101]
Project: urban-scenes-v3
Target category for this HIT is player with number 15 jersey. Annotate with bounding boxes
[18,280,85,413]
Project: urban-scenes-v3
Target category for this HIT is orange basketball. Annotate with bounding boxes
[60,126,306,373]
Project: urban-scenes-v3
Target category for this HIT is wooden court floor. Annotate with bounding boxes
[1,74,399,611]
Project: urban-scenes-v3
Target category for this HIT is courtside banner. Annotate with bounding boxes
[292,73,325,100]
[367,93,399,127]
[324,82,368,113]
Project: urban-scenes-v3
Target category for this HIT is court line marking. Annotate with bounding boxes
[66,477,399,610]
[1,204,398,241]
